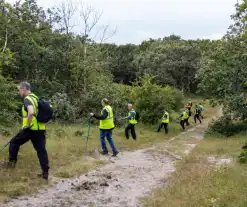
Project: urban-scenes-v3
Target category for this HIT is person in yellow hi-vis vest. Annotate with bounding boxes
[90,98,119,156]
[156,109,169,134]
[1,82,49,180]
[179,108,189,130]
[124,103,138,140]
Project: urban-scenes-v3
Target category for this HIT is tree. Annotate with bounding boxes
[198,1,247,119]
[56,0,77,35]
[134,38,201,92]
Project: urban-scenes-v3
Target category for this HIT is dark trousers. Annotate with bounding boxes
[180,120,185,130]
[184,118,190,126]
[157,122,168,134]
[100,130,118,153]
[125,124,136,140]
[199,111,204,119]
[9,129,49,172]
[194,114,202,123]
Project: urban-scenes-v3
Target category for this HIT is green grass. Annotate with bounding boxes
[142,133,247,207]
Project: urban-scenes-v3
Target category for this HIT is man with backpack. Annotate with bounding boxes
[124,103,139,140]
[1,82,51,180]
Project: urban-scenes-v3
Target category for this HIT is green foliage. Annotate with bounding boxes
[239,140,247,163]
[134,39,203,92]
[132,75,183,124]
[208,116,247,137]
[239,147,247,163]
[0,48,21,126]
[197,1,247,137]
[51,93,76,122]
[0,0,242,128]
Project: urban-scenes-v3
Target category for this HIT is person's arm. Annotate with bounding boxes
[93,109,108,120]
[127,112,135,120]
[27,105,34,126]
[119,112,134,120]
[24,98,34,127]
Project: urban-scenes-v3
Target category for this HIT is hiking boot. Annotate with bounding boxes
[0,161,16,168]
[112,151,119,157]
[100,151,108,155]
[37,172,49,180]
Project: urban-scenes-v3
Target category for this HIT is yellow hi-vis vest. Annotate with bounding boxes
[194,108,199,115]
[129,109,137,125]
[99,105,115,130]
[162,111,169,123]
[181,111,188,120]
[22,93,45,130]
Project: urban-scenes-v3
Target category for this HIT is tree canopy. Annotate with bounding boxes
[0,0,246,126]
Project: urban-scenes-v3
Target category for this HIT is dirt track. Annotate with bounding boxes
[3,109,221,207]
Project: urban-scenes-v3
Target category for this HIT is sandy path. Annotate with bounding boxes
[3,109,221,207]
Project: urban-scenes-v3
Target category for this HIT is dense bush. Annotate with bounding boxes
[51,93,76,122]
[239,144,247,163]
[131,75,183,125]
[0,51,21,127]
[208,116,247,137]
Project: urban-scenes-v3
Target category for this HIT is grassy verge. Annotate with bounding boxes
[142,132,247,207]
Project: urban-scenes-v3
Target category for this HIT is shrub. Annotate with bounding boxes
[131,75,183,125]
[239,142,247,163]
[51,93,76,122]
[208,116,247,137]
[0,76,21,126]
[239,149,247,163]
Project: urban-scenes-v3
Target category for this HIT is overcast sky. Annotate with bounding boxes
[8,0,237,44]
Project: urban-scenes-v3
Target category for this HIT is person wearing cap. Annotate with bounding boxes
[90,98,119,156]
[156,109,169,134]
[0,82,50,180]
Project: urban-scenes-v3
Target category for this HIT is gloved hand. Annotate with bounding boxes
[23,126,30,131]
[90,113,94,117]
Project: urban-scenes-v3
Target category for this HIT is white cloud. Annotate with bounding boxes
[7,0,237,44]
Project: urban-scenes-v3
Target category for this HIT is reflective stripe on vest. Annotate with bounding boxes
[162,112,169,123]
[99,105,115,129]
[22,93,45,130]
[129,109,137,124]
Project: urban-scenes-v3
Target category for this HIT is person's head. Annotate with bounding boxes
[18,81,31,97]
[128,103,133,111]
[101,98,109,106]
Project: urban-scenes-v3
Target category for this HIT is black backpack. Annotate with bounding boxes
[36,98,53,123]
[135,111,140,121]
[29,95,53,123]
